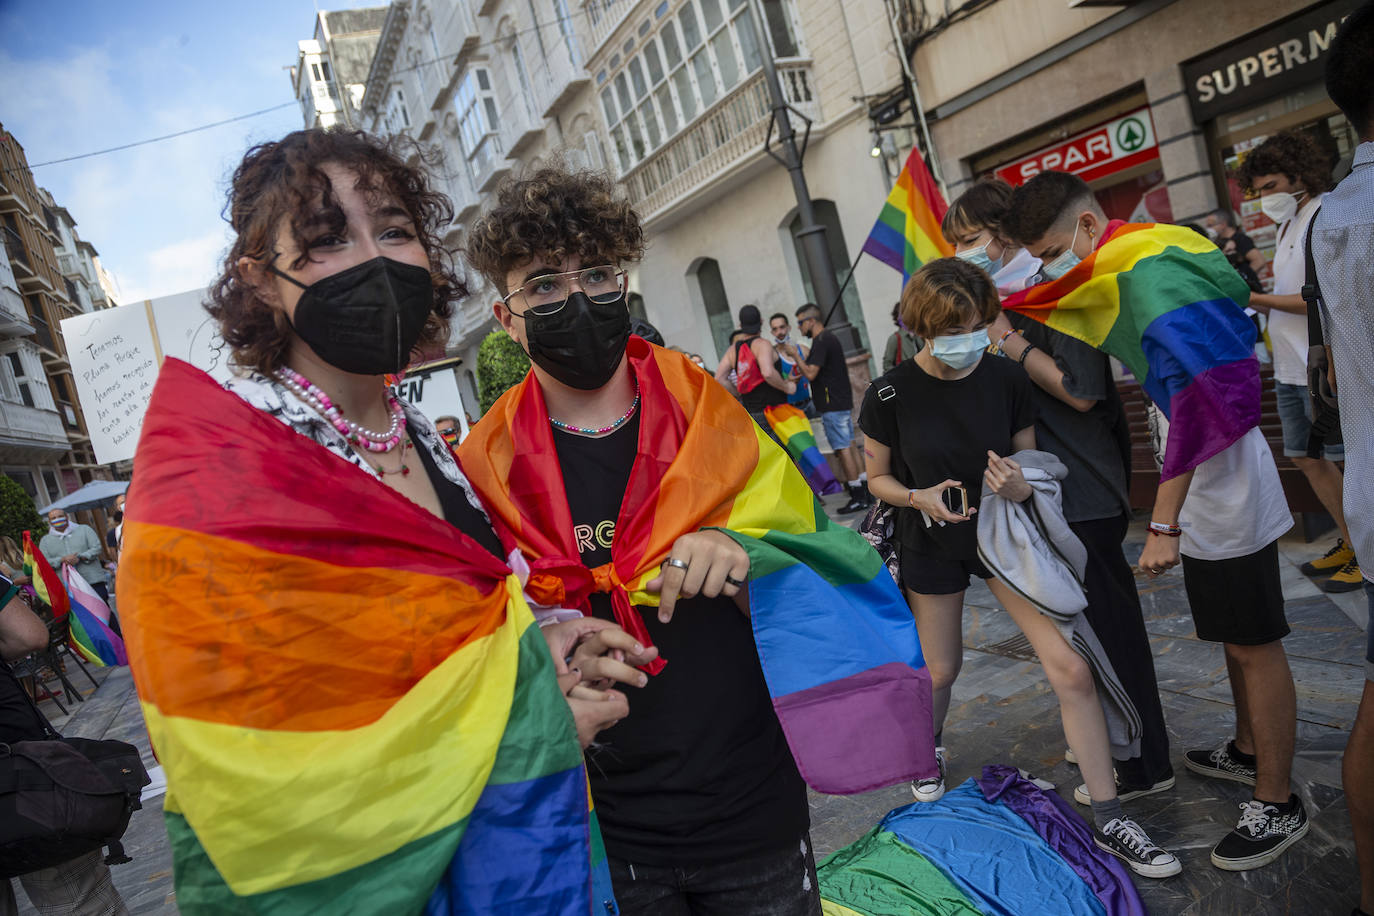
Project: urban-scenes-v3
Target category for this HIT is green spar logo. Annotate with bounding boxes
[1116,117,1147,152]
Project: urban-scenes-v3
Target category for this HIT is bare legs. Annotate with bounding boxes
[906,589,965,738]
[1223,640,1297,802]
[1347,679,1374,914]
[1291,456,1350,545]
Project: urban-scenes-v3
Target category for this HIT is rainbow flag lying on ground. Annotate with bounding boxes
[764,403,843,496]
[861,146,954,283]
[820,766,1146,916]
[119,358,609,915]
[461,339,935,794]
[59,564,125,667]
[21,530,68,617]
[1002,221,1258,480]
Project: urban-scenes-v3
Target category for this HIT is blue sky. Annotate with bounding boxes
[0,0,382,302]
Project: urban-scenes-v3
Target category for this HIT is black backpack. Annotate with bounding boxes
[0,663,150,878]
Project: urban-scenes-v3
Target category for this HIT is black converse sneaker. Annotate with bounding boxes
[1211,797,1309,871]
[1073,770,1176,806]
[911,747,946,802]
[1093,817,1181,878]
[1183,741,1257,786]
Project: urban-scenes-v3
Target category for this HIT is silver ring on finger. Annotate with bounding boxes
[664,557,690,571]
[724,573,746,588]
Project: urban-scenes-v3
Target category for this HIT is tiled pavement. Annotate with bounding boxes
[15,504,1368,914]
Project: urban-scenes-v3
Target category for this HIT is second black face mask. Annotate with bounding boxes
[274,256,434,376]
[523,291,631,391]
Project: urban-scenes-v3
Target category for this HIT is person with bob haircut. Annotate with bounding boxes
[942,180,1176,816]
[117,129,649,914]
[458,165,935,914]
[1004,168,1305,872]
[858,257,1179,879]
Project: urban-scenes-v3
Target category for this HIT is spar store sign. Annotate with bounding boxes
[994,107,1158,187]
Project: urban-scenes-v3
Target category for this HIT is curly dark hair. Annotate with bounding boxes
[1235,130,1333,195]
[464,167,644,294]
[206,129,462,374]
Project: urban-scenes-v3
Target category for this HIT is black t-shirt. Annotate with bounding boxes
[735,338,788,413]
[805,329,853,412]
[1,574,55,744]
[551,415,808,866]
[859,355,1035,561]
[1221,230,1264,292]
[1006,314,1132,523]
[411,433,505,559]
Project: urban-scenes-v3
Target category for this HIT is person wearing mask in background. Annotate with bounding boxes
[1313,9,1374,914]
[783,304,870,514]
[960,179,1176,809]
[1239,132,1358,593]
[39,508,111,606]
[715,305,796,442]
[770,312,812,410]
[1204,207,1266,293]
[859,258,1179,878]
[434,414,462,449]
[881,302,921,373]
[1007,169,1304,873]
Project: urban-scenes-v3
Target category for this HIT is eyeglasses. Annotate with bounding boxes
[502,265,627,316]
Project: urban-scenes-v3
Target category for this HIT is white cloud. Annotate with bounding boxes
[122,228,231,303]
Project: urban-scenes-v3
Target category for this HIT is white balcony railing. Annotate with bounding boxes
[620,60,818,220]
[584,0,637,58]
[534,34,591,118]
[0,399,70,452]
[0,285,32,335]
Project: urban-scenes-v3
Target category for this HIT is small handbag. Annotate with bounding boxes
[857,381,902,587]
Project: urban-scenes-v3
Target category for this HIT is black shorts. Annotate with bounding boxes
[901,547,993,596]
[1181,541,1290,645]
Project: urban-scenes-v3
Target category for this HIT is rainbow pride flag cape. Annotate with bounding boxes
[119,358,610,915]
[461,339,935,795]
[1002,221,1258,480]
[861,146,955,283]
[59,564,126,667]
[820,766,1146,916]
[764,403,842,496]
[21,529,68,616]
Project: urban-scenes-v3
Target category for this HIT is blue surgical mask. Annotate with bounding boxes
[956,242,998,275]
[930,329,990,370]
[1042,223,1083,281]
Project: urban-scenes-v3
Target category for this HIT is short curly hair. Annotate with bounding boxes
[464,167,644,294]
[900,257,1002,340]
[1235,130,1332,195]
[206,129,462,374]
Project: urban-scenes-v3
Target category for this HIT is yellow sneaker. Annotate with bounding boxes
[1300,538,1354,576]
[1321,557,1365,594]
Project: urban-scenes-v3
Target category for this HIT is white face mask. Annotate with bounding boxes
[1259,191,1304,225]
[1041,223,1083,281]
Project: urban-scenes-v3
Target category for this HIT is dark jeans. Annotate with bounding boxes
[608,834,822,916]
[1070,514,1172,786]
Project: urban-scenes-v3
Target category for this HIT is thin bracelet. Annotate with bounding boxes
[1017,344,1036,365]
[1148,521,1182,537]
[907,490,918,508]
[996,328,1021,353]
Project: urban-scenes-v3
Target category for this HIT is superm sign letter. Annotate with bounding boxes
[1182,0,1361,123]
[994,107,1158,187]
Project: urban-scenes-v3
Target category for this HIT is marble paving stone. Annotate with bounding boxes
[1180,884,1288,915]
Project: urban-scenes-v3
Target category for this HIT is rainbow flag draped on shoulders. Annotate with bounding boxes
[861,146,955,283]
[460,339,935,794]
[118,358,610,915]
[763,403,842,497]
[1002,221,1259,480]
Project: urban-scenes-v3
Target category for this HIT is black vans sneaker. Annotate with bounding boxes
[1210,797,1309,871]
[838,484,869,515]
[1184,741,1257,787]
[1093,817,1181,878]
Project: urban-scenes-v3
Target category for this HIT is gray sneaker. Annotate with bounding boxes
[1094,817,1181,878]
[1184,741,1257,787]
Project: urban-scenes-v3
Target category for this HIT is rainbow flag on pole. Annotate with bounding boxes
[59,564,126,667]
[461,340,936,795]
[21,530,68,617]
[861,146,955,283]
[1002,222,1258,481]
[764,403,843,496]
[119,358,608,914]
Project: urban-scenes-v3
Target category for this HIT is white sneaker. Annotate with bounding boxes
[911,747,946,802]
[1065,746,1077,765]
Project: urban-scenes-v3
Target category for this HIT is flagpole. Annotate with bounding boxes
[885,0,947,200]
[822,249,866,330]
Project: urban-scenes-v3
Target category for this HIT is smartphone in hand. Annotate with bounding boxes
[941,485,969,517]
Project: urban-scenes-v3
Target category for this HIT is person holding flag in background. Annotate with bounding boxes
[39,509,111,607]
[1002,170,1306,872]
[461,165,936,915]
[21,529,126,669]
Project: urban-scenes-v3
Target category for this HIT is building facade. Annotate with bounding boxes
[292,8,390,130]
[0,126,112,507]
[907,0,1359,282]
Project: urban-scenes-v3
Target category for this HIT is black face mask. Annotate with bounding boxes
[112,510,124,524]
[271,256,433,375]
[521,291,631,390]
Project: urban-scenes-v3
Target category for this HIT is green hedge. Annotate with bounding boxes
[0,475,45,547]
[476,330,531,415]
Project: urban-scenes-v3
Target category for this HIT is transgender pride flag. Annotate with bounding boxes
[60,564,127,667]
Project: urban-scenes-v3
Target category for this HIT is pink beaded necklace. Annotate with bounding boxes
[275,366,407,454]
